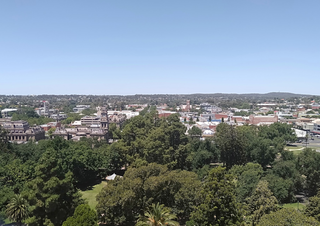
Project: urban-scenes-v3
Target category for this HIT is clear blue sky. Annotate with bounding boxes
[1,0,319,95]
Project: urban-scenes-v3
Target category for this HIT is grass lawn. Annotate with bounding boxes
[286,146,320,155]
[80,181,108,209]
[280,203,306,210]
[292,149,303,156]
[285,146,305,156]
[284,146,304,155]
[284,146,303,150]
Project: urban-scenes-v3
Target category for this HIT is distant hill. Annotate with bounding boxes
[149,92,316,100]
[195,92,315,99]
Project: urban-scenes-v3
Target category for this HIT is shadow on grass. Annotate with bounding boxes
[78,170,125,191]
[0,219,24,226]
[2,224,21,226]
[78,178,103,191]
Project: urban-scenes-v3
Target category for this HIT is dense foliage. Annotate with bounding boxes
[258,208,320,226]
[2,110,320,226]
[62,204,97,226]
[190,167,244,226]
[96,163,200,225]
[10,107,54,125]
[0,134,121,225]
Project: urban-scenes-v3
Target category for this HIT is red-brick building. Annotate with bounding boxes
[232,116,249,123]
[214,113,229,120]
[249,115,278,125]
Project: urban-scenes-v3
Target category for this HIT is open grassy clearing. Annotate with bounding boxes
[280,202,306,210]
[284,146,303,150]
[80,181,108,209]
[284,146,304,156]
[284,145,320,155]
[292,149,303,156]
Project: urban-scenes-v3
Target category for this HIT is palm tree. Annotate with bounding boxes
[5,194,30,226]
[136,203,179,226]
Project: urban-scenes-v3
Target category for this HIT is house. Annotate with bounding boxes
[202,129,215,137]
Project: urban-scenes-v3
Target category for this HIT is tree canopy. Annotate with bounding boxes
[62,204,97,226]
[190,167,244,226]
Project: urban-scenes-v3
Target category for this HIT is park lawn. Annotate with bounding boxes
[284,146,302,150]
[285,146,305,156]
[280,203,306,210]
[292,149,303,156]
[288,146,319,156]
[80,181,108,209]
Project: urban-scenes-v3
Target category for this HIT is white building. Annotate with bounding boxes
[73,105,91,113]
[1,108,17,117]
[313,119,320,134]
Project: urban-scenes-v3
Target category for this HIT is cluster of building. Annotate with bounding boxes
[184,114,279,138]
[0,118,45,143]
[52,106,128,141]
[0,102,142,143]
[2,98,320,143]
[35,101,67,120]
[172,100,320,139]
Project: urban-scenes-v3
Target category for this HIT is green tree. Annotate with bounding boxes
[258,123,296,145]
[247,180,278,225]
[297,148,320,196]
[188,138,219,171]
[108,123,122,140]
[136,203,179,226]
[190,167,244,226]
[96,163,201,226]
[0,127,9,151]
[5,194,30,226]
[26,109,39,118]
[246,137,277,169]
[119,112,189,170]
[81,108,96,116]
[188,117,195,125]
[269,160,303,200]
[305,191,320,221]
[23,149,83,226]
[47,127,55,139]
[188,126,202,138]
[214,123,247,168]
[10,107,55,125]
[262,174,295,204]
[229,163,263,203]
[258,208,320,226]
[62,204,97,226]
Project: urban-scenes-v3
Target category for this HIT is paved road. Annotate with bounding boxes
[292,136,320,149]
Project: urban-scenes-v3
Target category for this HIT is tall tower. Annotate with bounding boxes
[43,101,47,112]
[100,106,109,143]
[186,100,190,112]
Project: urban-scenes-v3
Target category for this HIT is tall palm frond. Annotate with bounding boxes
[5,194,29,226]
[136,202,179,226]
